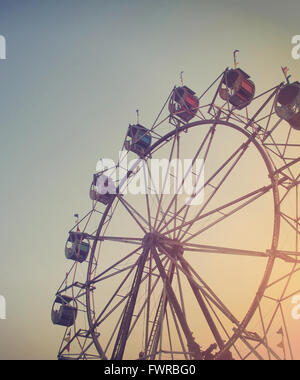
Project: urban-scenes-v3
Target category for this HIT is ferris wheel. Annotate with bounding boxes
[52,58,300,360]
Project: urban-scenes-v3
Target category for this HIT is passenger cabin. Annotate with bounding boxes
[169,86,199,122]
[275,82,300,130]
[51,295,77,327]
[65,231,90,263]
[124,124,152,157]
[90,173,116,205]
[219,68,255,110]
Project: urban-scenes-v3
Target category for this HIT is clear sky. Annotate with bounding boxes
[0,0,299,359]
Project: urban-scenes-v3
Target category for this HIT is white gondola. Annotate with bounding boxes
[90,173,116,205]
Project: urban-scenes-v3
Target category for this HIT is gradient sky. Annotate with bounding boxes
[0,0,299,359]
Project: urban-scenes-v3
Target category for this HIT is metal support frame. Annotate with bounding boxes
[111,243,150,360]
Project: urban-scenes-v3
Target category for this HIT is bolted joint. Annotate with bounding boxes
[161,240,184,259]
[142,233,158,248]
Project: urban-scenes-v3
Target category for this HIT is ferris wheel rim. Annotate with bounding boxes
[84,118,281,360]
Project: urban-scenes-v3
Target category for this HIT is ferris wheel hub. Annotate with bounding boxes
[142,233,158,247]
[141,233,185,261]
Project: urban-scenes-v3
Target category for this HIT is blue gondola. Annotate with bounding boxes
[275,82,300,130]
[219,68,255,110]
[125,124,152,157]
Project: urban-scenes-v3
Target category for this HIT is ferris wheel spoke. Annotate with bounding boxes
[153,134,177,231]
[106,244,150,359]
[173,132,180,240]
[151,245,203,359]
[158,244,240,325]
[92,263,139,283]
[93,254,169,339]
[180,257,225,349]
[176,265,187,321]
[144,159,174,238]
[159,243,230,349]
[178,262,239,326]
[181,183,274,244]
[156,127,213,234]
[102,256,170,357]
[183,243,300,263]
[109,244,176,359]
[141,161,153,232]
[122,159,194,237]
[129,260,176,358]
[117,195,149,233]
[103,306,125,356]
[165,309,174,360]
[99,236,143,245]
[158,130,256,236]
[159,243,266,358]
[241,338,281,361]
[178,141,256,241]
[167,299,191,360]
[176,254,284,360]
[176,122,216,240]
[161,181,275,239]
[146,291,164,359]
[93,254,158,331]
[199,288,244,360]
[156,126,216,233]
[147,260,176,359]
[128,258,170,345]
[89,246,142,285]
[93,260,140,329]
[181,243,270,259]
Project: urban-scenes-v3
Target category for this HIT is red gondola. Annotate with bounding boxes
[219,68,255,110]
[169,86,199,122]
